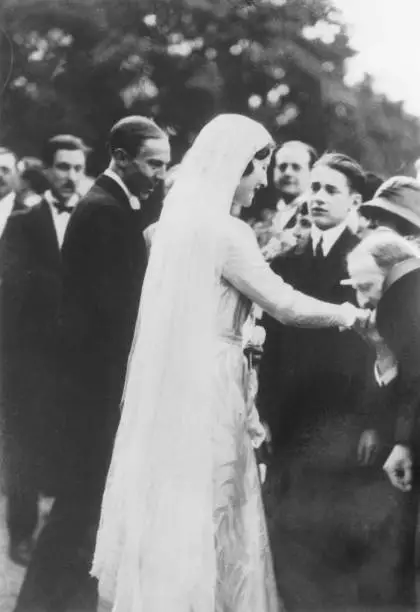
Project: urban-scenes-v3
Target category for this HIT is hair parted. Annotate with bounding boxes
[315,152,366,195]
[108,115,167,158]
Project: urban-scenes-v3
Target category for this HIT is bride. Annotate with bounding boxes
[91,114,365,612]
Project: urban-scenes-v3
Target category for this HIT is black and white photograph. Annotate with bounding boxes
[1,1,420,611]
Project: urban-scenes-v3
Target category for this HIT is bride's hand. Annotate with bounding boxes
[338,302,371,331]
[352,307,376,337]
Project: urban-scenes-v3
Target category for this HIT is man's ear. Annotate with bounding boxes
[113,148,129,168]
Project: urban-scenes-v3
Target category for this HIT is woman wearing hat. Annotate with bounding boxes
[359,176,420,238]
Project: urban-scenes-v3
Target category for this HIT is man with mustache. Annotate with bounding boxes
[14,115,170,612]
[1,138,89,570]
[41,134,91,246]
[2,136,91,566]
[259,153,373,610]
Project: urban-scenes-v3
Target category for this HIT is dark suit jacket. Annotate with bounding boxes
[0,198,63,488]
[58,174,148,496]
[0,197,31,366]
[19,200,62,342]
[258,227,371,450]
[376,259,420,451]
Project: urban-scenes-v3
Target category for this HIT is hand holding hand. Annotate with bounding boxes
[338,302,371,331]
[383,445,413,492]
[352,307,374,335]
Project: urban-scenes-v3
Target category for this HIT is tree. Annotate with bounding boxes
[1,0,419,177]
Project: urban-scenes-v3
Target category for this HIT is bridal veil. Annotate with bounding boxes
[92,114,273,612]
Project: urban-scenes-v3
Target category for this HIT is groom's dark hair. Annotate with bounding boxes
[108,116,167,158]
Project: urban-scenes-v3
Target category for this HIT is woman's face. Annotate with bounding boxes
[233,156,269,212]
[292,212,312,252]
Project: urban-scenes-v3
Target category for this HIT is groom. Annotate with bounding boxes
[15,116,171,612]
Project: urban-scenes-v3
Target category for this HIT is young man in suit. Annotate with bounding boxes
[2,137,91,568]
[15,116,170,612]
[38,134,91,247]
[259,153,374,610]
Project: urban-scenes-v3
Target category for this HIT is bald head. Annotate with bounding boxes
[273,141,318,203]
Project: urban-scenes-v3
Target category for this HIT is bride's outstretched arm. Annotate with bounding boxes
[222,219,361,329]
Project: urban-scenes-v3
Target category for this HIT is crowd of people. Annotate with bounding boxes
[1,112,420,612]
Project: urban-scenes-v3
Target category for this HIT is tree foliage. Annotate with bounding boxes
[1,0,419,176]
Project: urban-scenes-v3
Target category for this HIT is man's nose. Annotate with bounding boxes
[155,167,166,181]
[67,168,79,183]
[311,197,326,208]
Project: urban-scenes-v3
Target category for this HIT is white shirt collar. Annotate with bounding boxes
[0,191,16,240]
[0,190,16,210]
[311,219,348,256]
[103,168,141,210]
[43,191,73,248]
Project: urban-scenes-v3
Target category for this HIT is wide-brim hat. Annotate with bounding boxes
[359,188,420,231]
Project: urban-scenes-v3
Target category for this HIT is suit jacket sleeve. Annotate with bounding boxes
[379,273,420,447]
[396,308,420,447]
[393,336,420,445]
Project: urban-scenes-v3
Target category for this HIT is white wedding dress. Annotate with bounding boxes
[92,114,354,612]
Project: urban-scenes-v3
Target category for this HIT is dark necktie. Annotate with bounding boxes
[314,236,324,259]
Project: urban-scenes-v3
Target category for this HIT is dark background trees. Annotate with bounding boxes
[1,0,419,177]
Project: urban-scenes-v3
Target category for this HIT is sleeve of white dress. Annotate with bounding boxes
[222,218,356,328]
